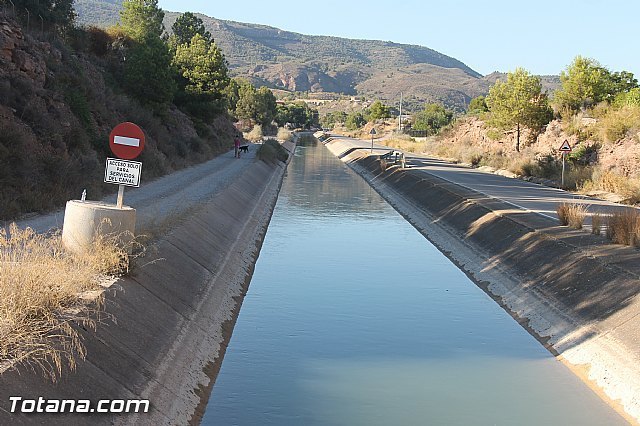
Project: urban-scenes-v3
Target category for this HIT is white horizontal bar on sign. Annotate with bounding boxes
[114,135,140,147]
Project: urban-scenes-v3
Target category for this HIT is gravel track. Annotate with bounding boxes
[14,148,256,234]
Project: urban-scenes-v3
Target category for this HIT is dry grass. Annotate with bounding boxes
[0,223,132,381]
[276,127,293,142]
[606,209,640,246]
[557,203,587,229]
[244,125,264,142]
[378,136,429,154]
[591,213,603,235]
[581,168,640,204]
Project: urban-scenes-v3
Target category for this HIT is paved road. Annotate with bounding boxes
[328,135,636,224]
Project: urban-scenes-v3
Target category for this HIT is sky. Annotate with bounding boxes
[158,0,639,77]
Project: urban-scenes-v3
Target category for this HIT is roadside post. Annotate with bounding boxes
[61,122,145,254]
[370,127,377,153]
[559,139,572,188]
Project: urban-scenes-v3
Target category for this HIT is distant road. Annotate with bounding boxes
[329,134,635,224]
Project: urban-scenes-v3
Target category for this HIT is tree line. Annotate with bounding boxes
[110,1,318,129]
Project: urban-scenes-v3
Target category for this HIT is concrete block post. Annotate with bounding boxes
[61,200,136,254]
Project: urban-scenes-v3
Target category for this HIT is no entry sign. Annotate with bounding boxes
[109,122,145,160]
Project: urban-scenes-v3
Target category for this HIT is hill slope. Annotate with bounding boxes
[75,1,493,110]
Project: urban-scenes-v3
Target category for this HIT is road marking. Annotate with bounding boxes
[114,135,140,147]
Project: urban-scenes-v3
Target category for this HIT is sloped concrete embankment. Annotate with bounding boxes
[325,140,640,423]
[0,146,293,425]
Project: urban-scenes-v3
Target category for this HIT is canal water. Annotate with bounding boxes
[202,141,625,425]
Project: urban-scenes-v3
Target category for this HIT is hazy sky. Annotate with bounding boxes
[159,0,639,77]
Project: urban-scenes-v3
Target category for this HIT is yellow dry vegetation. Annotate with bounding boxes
[0,223,132,381]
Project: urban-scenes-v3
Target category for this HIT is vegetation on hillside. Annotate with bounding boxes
[1,0,319,220]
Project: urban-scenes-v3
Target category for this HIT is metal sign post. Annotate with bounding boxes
[561,153,566,188]
[117,185,125,208]
[370,127,377,153]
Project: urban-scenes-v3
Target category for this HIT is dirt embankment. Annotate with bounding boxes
[0,141,294,425]
[326,141,640,424]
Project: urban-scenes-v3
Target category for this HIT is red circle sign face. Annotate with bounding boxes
[109,122,145,160]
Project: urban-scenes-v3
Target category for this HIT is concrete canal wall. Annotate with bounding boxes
[0,142,295,425]
[325,139,640,424]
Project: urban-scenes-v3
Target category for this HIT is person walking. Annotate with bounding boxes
[234,134,241,158]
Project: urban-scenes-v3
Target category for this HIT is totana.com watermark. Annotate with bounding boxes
[9,396,149,414]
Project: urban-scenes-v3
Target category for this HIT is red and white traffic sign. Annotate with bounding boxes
[559,140,572,153]
[109,122,145,160]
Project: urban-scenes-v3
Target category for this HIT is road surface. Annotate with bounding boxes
[328,134,636,225]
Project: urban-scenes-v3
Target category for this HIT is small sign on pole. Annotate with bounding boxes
[559,140,572,153]
[106,122,145,208]
[559,140,572,188]
[104,158,142,187]
[370,127,377,153]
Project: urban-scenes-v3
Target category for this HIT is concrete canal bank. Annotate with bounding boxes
[325,138,640,424]
[0,141,294,425]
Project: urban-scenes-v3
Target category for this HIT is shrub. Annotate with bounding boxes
[557,202,587,229]
[277,127,292,142]
[582,168,640,204]
[596,105,640,143]
[245,124,264,142]
[607,209,640,246]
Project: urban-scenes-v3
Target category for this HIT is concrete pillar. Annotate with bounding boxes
[61,200,136,254]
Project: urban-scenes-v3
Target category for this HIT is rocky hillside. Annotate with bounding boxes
[0,14,236,220]
[74,0,516,111]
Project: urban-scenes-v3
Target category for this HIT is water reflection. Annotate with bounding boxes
[202,142,625,426]
[282,141,387,216]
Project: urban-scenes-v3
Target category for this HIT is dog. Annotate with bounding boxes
[239,145,249,153]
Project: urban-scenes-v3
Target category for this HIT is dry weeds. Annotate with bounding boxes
[557,203,587,229]
[0,223,133,381]
[591,213,603,236]
[606,209,640,246]
[276,127,293,142]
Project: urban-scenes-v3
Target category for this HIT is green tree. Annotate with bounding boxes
[275,102,319,128]
[224,78,241,114]
[345,112,366,130]
[368,100,391,120]
[412,103,454,135]
[235,84,277,127]
[468,96,489,114]
[255,87,277,127]
[15,0,76,30]
[173,33,229,119]
[120,0,165,41]
[553,56,612,113]
[235,82,258,121]
[320,111,347,129]
[613,87,640,108]
[486,67,553,152]
[172,12,211,46]
[123,35,175,110]
[606,71,639,101]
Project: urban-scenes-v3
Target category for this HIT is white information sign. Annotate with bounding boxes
[104,158,142,187]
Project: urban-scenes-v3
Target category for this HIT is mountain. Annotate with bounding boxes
[74,1,558,111]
